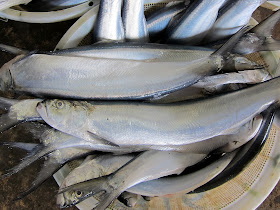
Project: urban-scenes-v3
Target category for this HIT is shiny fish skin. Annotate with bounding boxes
[146,2,187,40]
[93,0,124,42]
[127,152,235,196]
[37,77,280,147]
[204,0,266,43]
[166,0,226,45]
[122,0,149,42]
[1,52,222,100]
[58,151,206,209]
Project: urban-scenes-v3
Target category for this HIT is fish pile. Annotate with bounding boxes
[0,0,280,209]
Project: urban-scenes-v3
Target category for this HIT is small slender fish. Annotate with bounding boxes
[57,154,136,208]
[146,1,187,40]
[0,27,248,100]
[122,0,149,42]
[204,0,266,43]
[37,76,280,148]
[165,0,226,45]
[93,0,124,42]
[58,151,207,209]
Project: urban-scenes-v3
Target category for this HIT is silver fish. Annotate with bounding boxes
[204,0,266,43]
[122,0,149,42]
[0,27,248,100]
[146,1,187,40]
[127,152,235,196]
[93,0,124,42]
[58,150,206,209]
[57,153,136,208]
[36,76,279,148]
[165,0,226,45]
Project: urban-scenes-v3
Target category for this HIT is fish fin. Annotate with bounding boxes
[0,142,38,152]
[0,144,55,180]
[13,157,61,201]
[58,176,121,210]
[0,113,21,133]
[87,131,120,147]
[0,44,29,55]
[212,26,251,56]
[252,9,280,38]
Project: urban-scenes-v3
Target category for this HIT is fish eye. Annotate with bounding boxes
[56,101,64,109]
[75,191,83,198]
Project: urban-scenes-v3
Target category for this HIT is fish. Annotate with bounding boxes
[146,1,187,40]
[122,0,149,42]
[127,152,235,196]
[58,150,207,209]
[36,76,280,148]
[0,0,31,11]
[0,27,249,100]
[93,0,124,42]
[204,0,266,43]
[165,0,226,45]
[193,107,276,192]
[57,153,136,208]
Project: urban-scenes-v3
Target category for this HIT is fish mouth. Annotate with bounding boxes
[36,101,49,119]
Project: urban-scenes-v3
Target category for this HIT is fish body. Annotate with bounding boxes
[0,0,31,11]
[204,0,266,43]
[122,0,149,42]
[166,0,226,45]
[37,77,280,147]
[146,2,187,39]
[93,0,124,42]
[58,150,206,208]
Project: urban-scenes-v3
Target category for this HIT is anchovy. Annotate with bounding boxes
[36,76,280,148]
[165,0,226,45]
[58,151,206,209]
[204,0,266,43]
[93,0,124,42]
[0,27,248,100]
[122,0,149,42]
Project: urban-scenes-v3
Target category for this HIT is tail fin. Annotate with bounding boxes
[0,142,38,152]
[58,176,122,210]
[0,144,56,180]
[0,44,29,55]
[212,26,250,56]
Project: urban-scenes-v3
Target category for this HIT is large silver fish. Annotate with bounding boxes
[58,150,206,209]
[204,0,266,43]
[165,0,226,45]
[93,0,124,42]
[36,77,279,148]
[122,0,149,42]
[0,28,248,100]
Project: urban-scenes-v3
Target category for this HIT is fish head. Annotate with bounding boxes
[36,99,89,133]
[57,188,93,208]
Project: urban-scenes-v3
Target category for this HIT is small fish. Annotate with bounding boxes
[58,151,206,209]
[93,0,124,42]
[165,0,226,45]
[204,0,266,43]
[122,0,149,42]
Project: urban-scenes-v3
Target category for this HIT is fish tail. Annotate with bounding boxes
[13,157,61,201]
[58,176,122,210]
[0,144,53,179]
[0,44,29,55]
[0,141,38,152]
[212,26,250,56]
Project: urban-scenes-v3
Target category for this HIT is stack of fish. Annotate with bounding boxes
[0,0,280,209]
